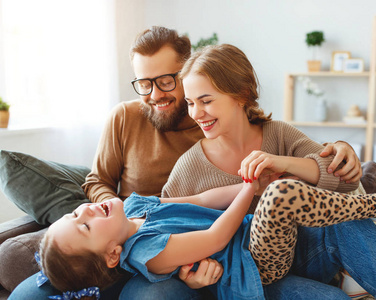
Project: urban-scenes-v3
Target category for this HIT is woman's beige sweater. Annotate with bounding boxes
[162,120,362,213]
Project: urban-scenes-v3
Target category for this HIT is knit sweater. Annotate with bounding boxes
[82,100,204,202]
[162,120,361,212]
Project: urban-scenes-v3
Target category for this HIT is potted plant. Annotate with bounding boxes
[191,33,218,51]
[0,97,10,128]
[305,31,325,72]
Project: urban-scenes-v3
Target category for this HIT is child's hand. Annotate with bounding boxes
[179,258,223,289]
[255,170,285,196]
[242,177,260,193]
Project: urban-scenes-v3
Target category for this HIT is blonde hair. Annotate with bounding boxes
[181,44,272,124]
[39,232,123,295]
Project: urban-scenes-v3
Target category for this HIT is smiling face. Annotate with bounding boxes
[132,46,188,131]
[48,198,129,256]
[183,72,245,139]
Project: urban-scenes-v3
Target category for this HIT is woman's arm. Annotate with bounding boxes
[147,182,257,274]
[160,183,243,210]
[240,151,320,185]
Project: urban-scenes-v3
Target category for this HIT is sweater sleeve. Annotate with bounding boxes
[82,103,126,203]
[263,121,359,193]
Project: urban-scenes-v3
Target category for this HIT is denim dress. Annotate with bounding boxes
[120,193,264,300]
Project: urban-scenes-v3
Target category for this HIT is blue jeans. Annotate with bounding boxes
[9,273,206,300]
[9,219,376,299]
[290,219,376,295]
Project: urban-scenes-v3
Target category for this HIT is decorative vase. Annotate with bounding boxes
[0,111,10,128]
[307,60,321,72]
[314,97,327,122]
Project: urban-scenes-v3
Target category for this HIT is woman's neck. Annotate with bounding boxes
[211,122,262,153]
[201,122,263,175]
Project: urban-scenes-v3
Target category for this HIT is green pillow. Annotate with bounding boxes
[0,150,91,225]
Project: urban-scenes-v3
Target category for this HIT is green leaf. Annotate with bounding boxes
[305,31,325,47]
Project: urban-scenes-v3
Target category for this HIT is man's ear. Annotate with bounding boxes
[105,244,122,268]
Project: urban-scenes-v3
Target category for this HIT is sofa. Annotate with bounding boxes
[0,150,376,299]
[0,216,46,299]
[0,150,92,299]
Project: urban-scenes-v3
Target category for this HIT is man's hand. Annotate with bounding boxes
[179,258,223,289]
[320,141,362,183]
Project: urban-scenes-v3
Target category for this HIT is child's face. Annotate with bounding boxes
[48,198,130,255]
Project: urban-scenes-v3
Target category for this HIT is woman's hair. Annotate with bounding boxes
[130,26,191,64]
[180,44,272,124]
[39,232,123,295]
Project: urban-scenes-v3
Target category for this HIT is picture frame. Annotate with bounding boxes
[343,58,364,73]
[331,51,351,72]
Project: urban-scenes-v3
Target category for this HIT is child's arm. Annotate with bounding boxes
[160,183,243,210]
[146,182,257,275]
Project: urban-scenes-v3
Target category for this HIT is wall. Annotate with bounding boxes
[117,0,376,158]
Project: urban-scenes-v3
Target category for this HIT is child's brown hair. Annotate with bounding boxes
[39,232,123,296]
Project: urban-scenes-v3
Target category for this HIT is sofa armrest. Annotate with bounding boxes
[0,215,46,245]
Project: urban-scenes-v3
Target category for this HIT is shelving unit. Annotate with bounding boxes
[283,16,376,161]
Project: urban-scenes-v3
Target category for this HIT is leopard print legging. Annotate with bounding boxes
[250,179,376,285]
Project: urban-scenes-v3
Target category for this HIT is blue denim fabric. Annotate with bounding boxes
[9,272,208,300]
[9,272,130,300]
[121,193,264,299]
[264,274,350,299]
[119,274,210,300]
[292,219,376,296]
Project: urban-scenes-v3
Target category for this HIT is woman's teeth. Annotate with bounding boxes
[201,120,216,127]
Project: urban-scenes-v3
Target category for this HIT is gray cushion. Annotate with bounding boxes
[0,150,91,225]
[361,161,376,194]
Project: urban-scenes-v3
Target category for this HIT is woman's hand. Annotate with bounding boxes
[320,141,362,183]
[239,151,288,183]
[179,258,223,289]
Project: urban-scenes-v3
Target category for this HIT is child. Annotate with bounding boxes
[38,179,376,300]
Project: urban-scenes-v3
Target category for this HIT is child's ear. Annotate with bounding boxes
[105,244,122,268]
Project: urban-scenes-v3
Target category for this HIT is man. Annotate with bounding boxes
[10,26,365,299]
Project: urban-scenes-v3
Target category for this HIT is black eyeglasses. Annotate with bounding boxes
[131,72,180,96]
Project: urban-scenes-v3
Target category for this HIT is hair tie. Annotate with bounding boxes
[49,287,100,300]
[34,252,49,287]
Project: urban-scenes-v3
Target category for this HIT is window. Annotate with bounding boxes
[0,0,118,128]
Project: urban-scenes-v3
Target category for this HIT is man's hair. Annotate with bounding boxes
[39,232,123,295]
[130,26,191,64]
[180,44,272,124]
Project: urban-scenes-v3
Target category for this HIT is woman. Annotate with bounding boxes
[162,44,372,299]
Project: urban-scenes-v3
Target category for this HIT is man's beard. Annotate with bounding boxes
[140,98,188,131]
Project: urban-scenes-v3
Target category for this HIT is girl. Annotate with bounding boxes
[39,178,376,300]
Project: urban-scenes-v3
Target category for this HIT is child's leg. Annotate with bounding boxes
[250,179,376,285]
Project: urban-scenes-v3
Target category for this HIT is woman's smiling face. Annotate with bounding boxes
[183,73,243,138]
[48,198,130,255]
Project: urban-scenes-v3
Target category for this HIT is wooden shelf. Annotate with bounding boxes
[290,121,367,128]
[284,16,376,161]
[288,72,370,77]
